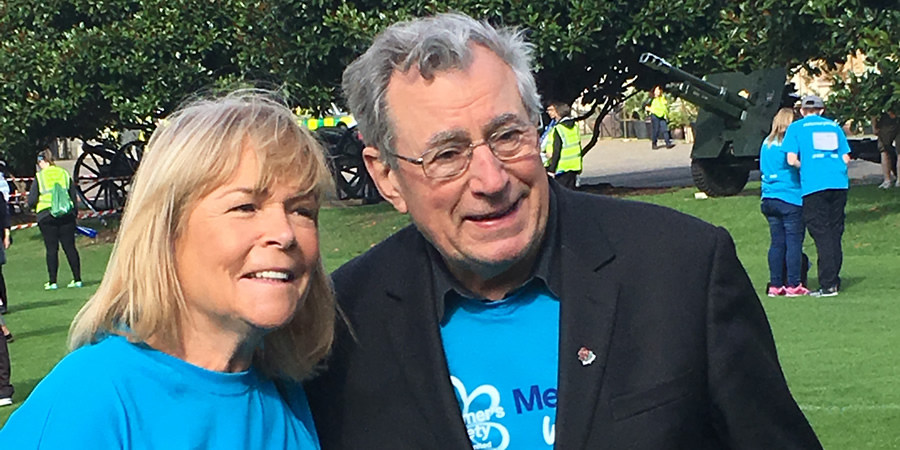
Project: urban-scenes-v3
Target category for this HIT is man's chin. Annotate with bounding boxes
[459,241,537,276]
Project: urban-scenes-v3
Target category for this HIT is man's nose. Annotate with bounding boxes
[466,144,509,195]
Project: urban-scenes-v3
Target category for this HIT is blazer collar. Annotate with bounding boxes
[382,235,472,448]
[551,183,620,450]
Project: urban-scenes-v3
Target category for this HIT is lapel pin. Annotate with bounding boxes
[577,347,596,366]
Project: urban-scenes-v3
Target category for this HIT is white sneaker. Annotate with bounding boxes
[895,180,900,188]
[878,180,892,189]
[0,397,12,407]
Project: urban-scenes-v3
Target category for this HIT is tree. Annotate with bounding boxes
[2,0,897,171]
[0,0,353,171]
[292,0,900,153]
[820,6,900,127]
[676,1,899,127]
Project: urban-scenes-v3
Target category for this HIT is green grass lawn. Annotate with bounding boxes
[2,184,898,448]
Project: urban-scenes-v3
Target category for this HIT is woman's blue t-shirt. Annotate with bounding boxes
[0,335,320,449]
[760,138,802,206]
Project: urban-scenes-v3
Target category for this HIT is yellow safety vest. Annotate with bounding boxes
[649,96,669,120]
[542,123,583,172]
[35,165,70,213]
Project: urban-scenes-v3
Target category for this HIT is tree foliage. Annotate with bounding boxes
[0,0,353,170]
[822,6,900,126]
[1,0,897,168]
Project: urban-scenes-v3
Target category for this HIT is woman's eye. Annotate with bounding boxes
[293,207,316,218]
[233,203,256,213]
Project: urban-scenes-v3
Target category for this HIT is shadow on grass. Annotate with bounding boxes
[736,187,762,198]
[11,325,69,341]
[838,276,866,291]
[76,280,100,288]
[845,201,900,225]
[13,378,44,401]
[577,183,677,197]
[9,298,74,314]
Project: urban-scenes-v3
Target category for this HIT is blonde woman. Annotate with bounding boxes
[760,107,808,297]
[1,91,334,449]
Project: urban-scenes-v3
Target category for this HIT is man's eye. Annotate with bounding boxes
[494,129,523,144]
[430,147,465,162]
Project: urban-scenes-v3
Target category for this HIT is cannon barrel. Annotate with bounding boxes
[639,53,752,121]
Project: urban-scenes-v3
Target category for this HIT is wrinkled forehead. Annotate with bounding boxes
[386,47,529,146]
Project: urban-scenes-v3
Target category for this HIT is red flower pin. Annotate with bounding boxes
[577,347,596,366]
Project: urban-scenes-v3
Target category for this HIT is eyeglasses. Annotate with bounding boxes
[389,126,538,179]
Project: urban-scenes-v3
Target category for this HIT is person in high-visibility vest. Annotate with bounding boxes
[27,150,82,291]
[541,102,583,190]
[644,85,675,150]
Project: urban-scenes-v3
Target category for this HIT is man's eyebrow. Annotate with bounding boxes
[422,113,529,150]
[425,128,470,150]
[483,113,529,136]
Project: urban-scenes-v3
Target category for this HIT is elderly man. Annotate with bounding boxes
[784,95,851,298]
[306,13,821,449]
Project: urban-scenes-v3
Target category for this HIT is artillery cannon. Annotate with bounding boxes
[314,126,381,204]
[73,125,383,209]
[74,140,144,210]
[639,53,879,196]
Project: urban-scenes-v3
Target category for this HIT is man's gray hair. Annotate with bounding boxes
[342,12,542,167]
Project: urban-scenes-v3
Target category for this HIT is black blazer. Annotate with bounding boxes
[307,183,821,449]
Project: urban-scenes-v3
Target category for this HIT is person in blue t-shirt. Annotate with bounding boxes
[0,92,335,449]
[781,95,851,298]
[760,108,809,297]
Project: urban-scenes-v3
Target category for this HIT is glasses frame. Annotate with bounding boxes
[388,126,538,179]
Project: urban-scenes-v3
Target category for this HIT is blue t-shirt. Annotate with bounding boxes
[759,138,802,206]
[441,282,560,449]
[781,114,850,196]
[0,335,320,450]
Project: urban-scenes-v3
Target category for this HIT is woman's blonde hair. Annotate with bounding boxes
[69,90,336,382]
[765,107,796,146]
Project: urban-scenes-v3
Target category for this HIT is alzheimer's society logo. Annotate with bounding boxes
[451,376,510,450]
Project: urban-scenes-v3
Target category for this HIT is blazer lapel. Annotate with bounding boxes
[553,191,620,450]
[382,242,471,449]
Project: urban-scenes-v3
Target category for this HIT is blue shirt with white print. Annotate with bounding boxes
[441,281,560,450]
[781,114,850,196]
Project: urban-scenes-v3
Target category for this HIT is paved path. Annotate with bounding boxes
[577,138,883,189]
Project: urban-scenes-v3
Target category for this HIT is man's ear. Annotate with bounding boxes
[362,147,408,214]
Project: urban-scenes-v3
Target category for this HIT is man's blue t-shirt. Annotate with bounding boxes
[0,335,320,449]
[759,138,802,206]
[781,114,850,196]
[441,282,560,449]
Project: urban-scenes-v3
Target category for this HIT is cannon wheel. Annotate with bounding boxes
[691,159,750,197]
[330,154,381,204]
[332,154,368,200]
[322,127,382,204]
[75,140,143,210]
